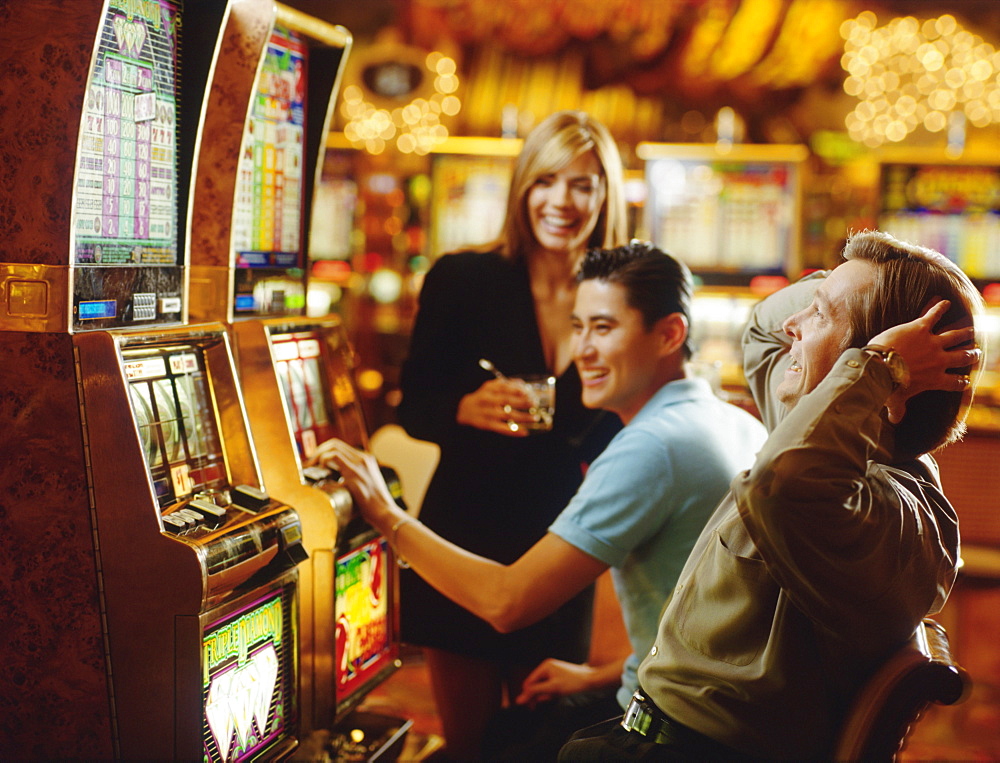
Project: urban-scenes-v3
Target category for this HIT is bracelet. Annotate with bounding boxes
[390,514,418,569]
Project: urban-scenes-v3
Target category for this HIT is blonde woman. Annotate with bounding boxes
[396,111,628,759]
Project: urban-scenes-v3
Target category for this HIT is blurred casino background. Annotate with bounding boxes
[290,2,1000,757]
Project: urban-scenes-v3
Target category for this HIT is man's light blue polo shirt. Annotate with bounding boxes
[549,377,767,708]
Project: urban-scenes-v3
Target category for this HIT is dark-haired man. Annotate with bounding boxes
[560,230,983,760]
[316,241,766,757]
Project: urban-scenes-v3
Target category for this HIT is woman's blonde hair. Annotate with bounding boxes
[492,111,627,259]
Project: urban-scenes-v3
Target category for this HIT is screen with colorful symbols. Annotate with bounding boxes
[334,537,398,717]
[232,23,308,315]
[646,157,798,277]
[202,583,298,763]
[879,162,1000,281]
[270,328,367,461]
[71,0,183,329]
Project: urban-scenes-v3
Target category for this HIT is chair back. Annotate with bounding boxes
[834,618,971,762]
[369,424,440,517]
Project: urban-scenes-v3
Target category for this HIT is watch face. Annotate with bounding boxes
[883,351,908,387]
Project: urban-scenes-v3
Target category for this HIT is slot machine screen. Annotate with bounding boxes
[232,23,308,315]
[270,328,367,460]
[202,583,298,763]
[644,151,803,284]
[123,345,227,508]
[334,536,397,718]
[430,154,514,256]
[71,0,183,330]
[879,162,1000,280]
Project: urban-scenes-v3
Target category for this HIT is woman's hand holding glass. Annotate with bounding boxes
[456,378,538,436]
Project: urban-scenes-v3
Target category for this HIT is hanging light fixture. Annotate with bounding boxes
[841,11,1000,147]
[340,45,461,155]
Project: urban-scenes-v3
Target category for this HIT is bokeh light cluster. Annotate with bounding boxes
[341,52,461,155]
[841,12,1000,147]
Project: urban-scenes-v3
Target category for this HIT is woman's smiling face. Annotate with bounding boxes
[526,150,605,254]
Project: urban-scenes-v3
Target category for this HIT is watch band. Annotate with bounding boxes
[861,345,911,389]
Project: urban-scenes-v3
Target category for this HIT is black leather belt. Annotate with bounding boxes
[621,690,743,758]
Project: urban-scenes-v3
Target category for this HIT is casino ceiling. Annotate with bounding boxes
[285,0,1000,147]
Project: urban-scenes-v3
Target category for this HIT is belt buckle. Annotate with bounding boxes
[621,692,654,737]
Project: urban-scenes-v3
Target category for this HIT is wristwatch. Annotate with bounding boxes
[862,345,911,389]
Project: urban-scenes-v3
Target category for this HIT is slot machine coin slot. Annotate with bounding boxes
[232,484,270,512]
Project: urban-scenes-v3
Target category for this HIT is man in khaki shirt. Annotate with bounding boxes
[559,230,983,760]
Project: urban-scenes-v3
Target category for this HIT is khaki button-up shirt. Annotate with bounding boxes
[637,275,960,760]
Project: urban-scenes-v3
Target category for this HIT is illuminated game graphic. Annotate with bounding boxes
[880,163,1000,280]
[335,538,394,701]
[123,347,226,507]
[74,0,179,265]
[203,587,296,763]
[233,25,306,270]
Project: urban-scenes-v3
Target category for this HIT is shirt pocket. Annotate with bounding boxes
[674,529,778,667]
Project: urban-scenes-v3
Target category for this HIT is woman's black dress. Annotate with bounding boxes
[397,250,622,664]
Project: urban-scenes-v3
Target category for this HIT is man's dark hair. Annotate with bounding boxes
[578,241,694,358]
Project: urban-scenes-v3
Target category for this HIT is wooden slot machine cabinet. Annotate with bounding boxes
[1,1,307,759]
[185,2,410,753]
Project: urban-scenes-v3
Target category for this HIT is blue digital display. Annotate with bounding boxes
[234,294,256,312]
[78,300,117,320]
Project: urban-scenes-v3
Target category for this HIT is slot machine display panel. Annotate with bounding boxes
[231,22,309,316]
[638,142,808,286]
[199,580,299,763]
[878,159,1000,282]
[233,316,403,732]
[270,326,367,459]
[429,151,516,257]
[71,0,184,331]
[187,2,352,324]
[74,323,306,760]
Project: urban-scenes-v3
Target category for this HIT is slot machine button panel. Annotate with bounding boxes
[188,498,227,528]
[232,484,270,512]
[162,514,188,534]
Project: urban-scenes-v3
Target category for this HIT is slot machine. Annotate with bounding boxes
[1,1,306,758]
[233,316,407,750]
[185,2,410,751]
